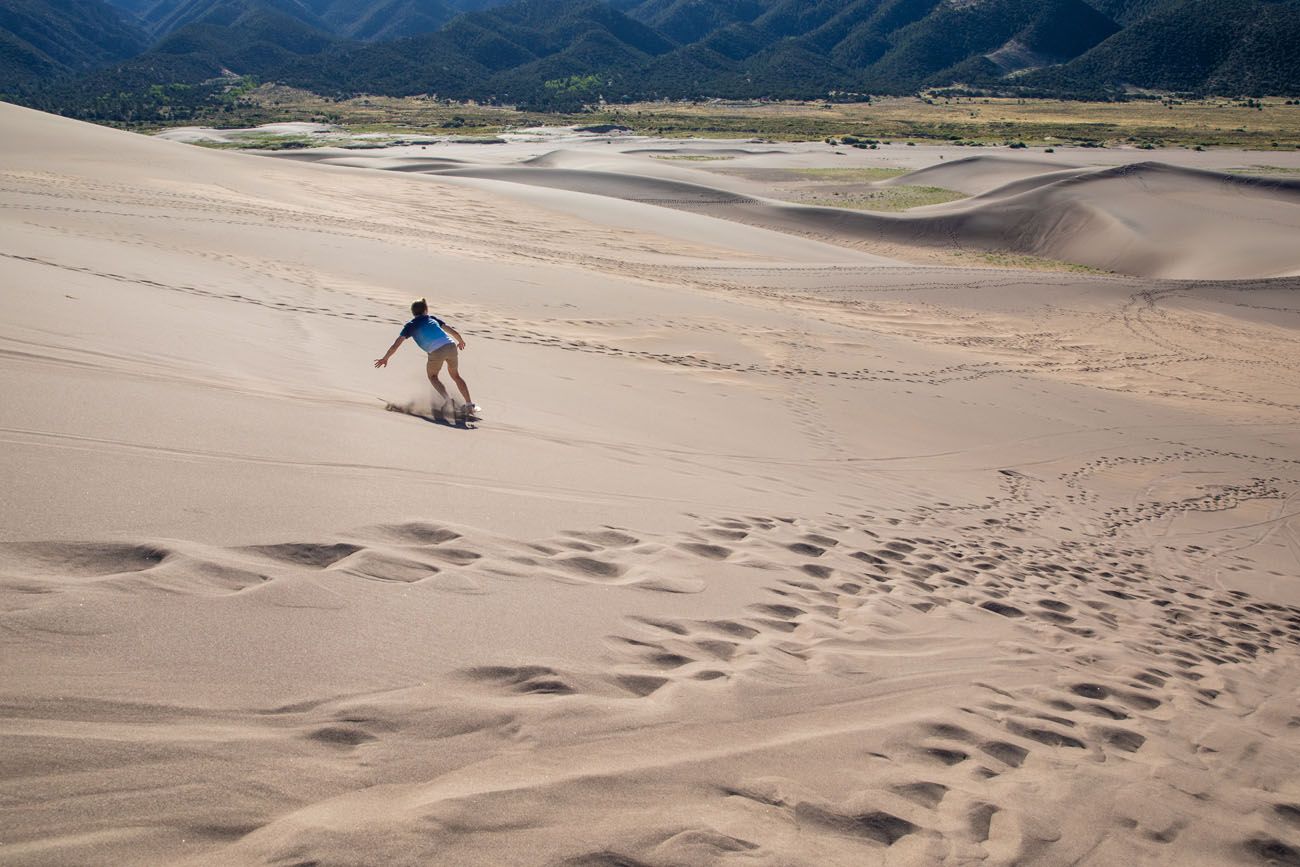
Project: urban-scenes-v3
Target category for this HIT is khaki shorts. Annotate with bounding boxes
[427,342,459,373]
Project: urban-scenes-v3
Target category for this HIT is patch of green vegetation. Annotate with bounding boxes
[800,185,966,211]
[121,88,1300,151]
[191,135,319,150]
[954,250,1111,273]
[790,167,909,180]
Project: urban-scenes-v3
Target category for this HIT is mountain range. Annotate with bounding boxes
[4,0,1298,118]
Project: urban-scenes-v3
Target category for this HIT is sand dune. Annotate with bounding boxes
[393,156,1300,278]
[908,161,1300,277]
[925,166,1096,202]
[442,164,763,204]
[880,154,1088,195]
[3,103,1300,866]
[272,152,475,173]
[261,144,1300,278]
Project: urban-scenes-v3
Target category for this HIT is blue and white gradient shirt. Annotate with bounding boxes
[400,314,454,352]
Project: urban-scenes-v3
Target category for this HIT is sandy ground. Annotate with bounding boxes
[2,102,1299,866]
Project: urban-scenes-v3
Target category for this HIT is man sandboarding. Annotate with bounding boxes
[375,299,480,420]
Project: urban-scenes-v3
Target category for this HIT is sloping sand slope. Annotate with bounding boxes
[2,103,1300,867]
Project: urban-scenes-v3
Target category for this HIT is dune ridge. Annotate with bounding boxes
[878,155,1089,195]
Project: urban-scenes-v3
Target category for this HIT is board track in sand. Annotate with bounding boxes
[1,102,1299,866]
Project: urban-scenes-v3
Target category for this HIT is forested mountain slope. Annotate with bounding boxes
[5,0,1298,115]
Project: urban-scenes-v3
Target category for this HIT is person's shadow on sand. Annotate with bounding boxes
[384,402,477,430]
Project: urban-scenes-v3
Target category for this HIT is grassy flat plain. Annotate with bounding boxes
[798,186,969,211]
[705,166,968,212]
[162,86,1300,150]
[783,168,968,213]
[618,96,1300,149]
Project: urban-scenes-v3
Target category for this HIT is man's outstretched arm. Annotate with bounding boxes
[446,326,467,350]
[374,336,406,368]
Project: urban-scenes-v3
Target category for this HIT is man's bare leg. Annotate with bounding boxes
[426,355,450,407]
[446,353,473,405]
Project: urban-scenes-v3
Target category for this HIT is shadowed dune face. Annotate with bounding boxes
[1,103,1299,866]
[918,161,1300,278]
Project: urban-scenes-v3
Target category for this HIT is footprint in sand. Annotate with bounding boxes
[462,665,577,696]
[243,542,362,568]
